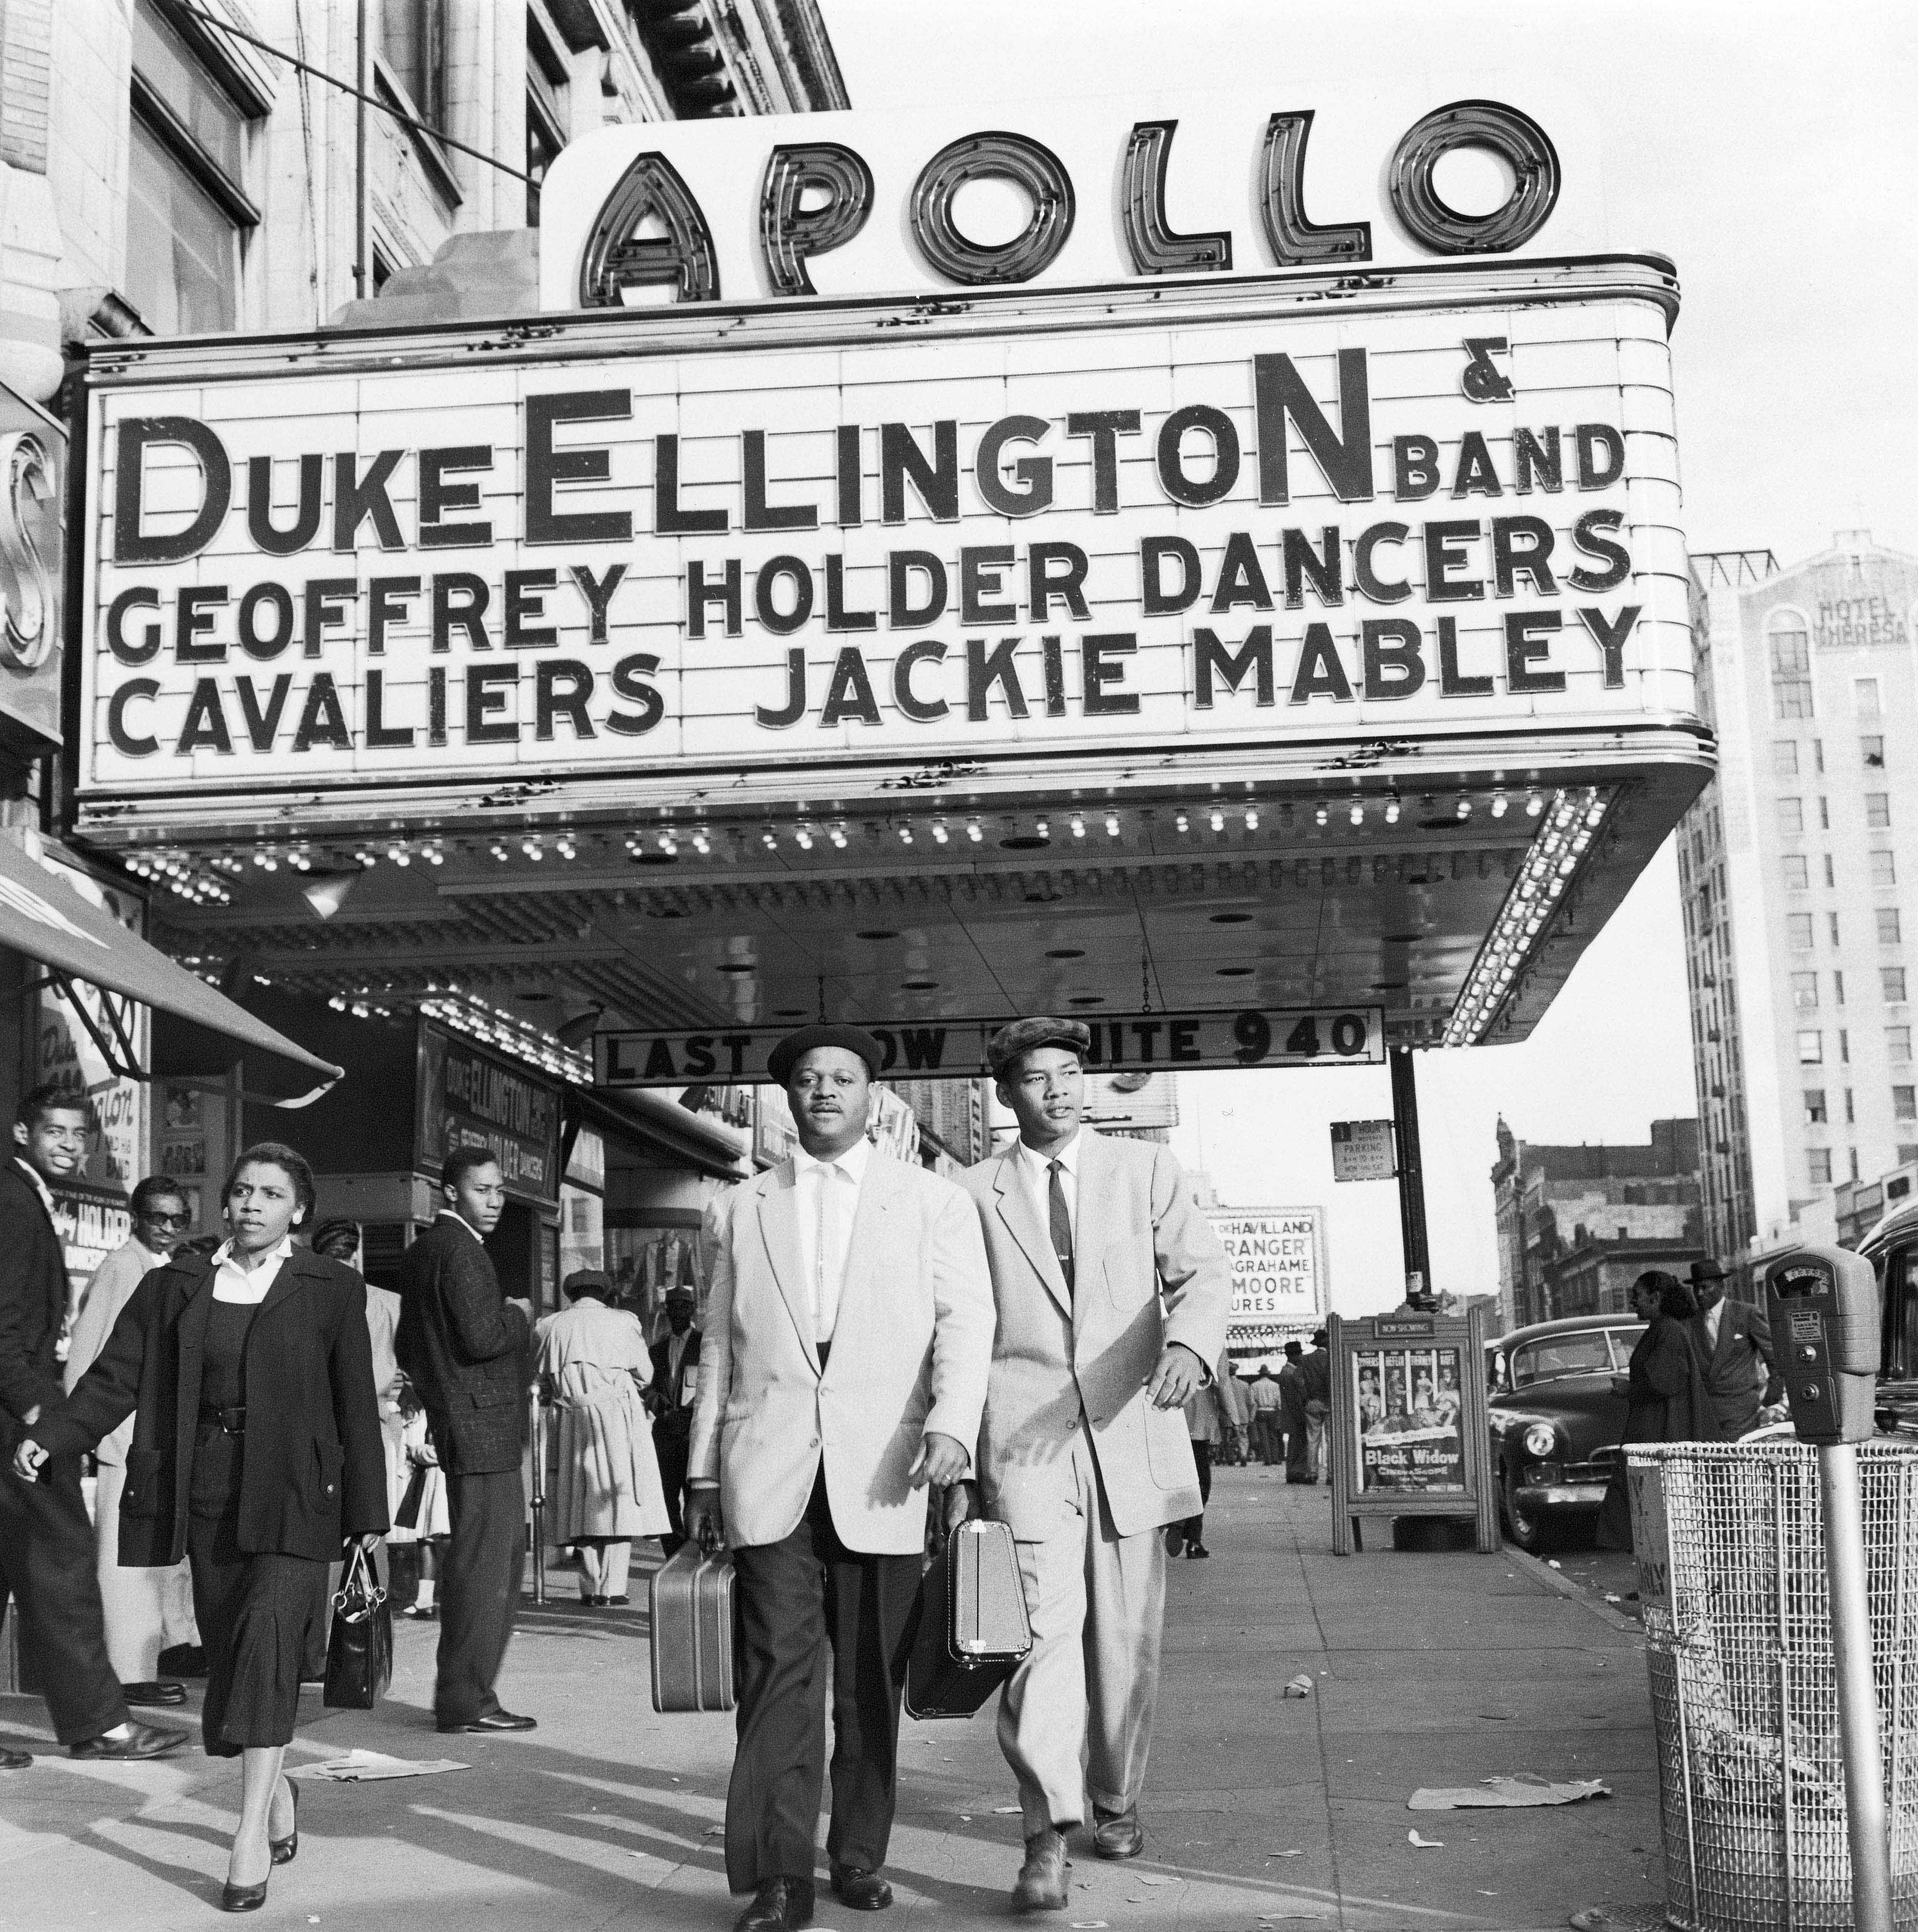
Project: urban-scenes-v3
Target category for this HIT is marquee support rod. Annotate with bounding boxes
[1391,1044,1434,1310]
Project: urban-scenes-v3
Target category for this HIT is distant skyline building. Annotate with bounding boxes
[1678,534,1918,1262]
[1491,1117,1705,1329]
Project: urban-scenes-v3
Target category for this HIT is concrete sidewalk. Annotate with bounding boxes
[0,1468,1670,1931]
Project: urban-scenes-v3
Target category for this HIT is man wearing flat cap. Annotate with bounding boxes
[1687,1258,1783,1439]
[688,1023,994,1930]
[957,1016,1230,1911]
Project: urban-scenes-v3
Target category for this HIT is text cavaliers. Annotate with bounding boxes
[99,350,1642,762]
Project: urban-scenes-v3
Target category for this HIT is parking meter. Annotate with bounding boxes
[1764,1245,1880,1445]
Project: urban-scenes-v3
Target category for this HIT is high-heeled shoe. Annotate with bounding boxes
[219,1875,268,1913]
[269,1777,299,1865]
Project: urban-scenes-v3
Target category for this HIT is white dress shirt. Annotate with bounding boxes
[1701,1299,1723,1351]
[792,1134,872,1344]
[211,1235,295,1305]
[1013,1129,1082,1249]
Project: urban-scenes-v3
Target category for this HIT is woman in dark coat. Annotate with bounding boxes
[1595,1270,1722,1549]
[13,1144,388,1911]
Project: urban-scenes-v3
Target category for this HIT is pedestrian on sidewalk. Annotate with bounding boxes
[648,1285,701,1554]
[0,1085,187,1769]
[1172,1352,1239,1558]
[64,1174,200,1709]
[14,1141,389,1912]
[390,1391,450,1616]
[536,1268,669,1605]
[1687,1259,1783,1439]
[1595,1271,1724,1550]
[1246,1366,1284,1464]
[396,1149,538,1737]
[1279,1342,1311,1482]
[958,1017,1230,1913]
[688,1025,994,1930]
[1301,1329,1332,1481]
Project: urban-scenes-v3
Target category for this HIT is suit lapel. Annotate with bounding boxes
[253,1248,316,1329]
[994,1149,1072,1321]
[174,1258,215,1480]
[757,1163,819,1371]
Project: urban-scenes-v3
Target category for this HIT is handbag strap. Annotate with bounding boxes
[333,1542,388,1615]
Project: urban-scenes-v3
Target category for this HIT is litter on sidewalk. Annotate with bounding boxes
[1283,1674,1314,1697]
[1408,1776,1611,1810]
[288,1750,470,1782]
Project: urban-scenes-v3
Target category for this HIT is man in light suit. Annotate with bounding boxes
[958,1018,1230,1911]
[688,1025,994,1931]
[1687,1258,1783,1439]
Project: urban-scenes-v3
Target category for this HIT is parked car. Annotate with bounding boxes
[1486,1315,1645,1552]
[1851,1206,1918,1439]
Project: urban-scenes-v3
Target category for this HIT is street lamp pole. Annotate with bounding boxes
[1391,1044,1433,1311]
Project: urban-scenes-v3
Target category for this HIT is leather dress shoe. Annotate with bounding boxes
[120,1679,187,1706]
[1163,1524,1184,1556]
[438,1710,537,1733]
[70,1721,188,1761]
[830,1862,893,1910]
[734,1876,814,1929]
[0,1748,30,1769]
[1092,1805,1145,1859]
[218,1877,268,1913]
[1011,1828,1070,1911]
[1184,1541,1210,1559]
[269,1777,299,1865]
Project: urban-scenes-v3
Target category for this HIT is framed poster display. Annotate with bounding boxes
[1328,1307,1498,1554]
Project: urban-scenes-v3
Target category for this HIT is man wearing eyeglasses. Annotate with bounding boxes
[63,1175,200,1709]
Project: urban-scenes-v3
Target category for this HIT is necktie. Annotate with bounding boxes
[1047,1158,1075,1298]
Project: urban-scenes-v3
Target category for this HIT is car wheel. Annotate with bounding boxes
[1502,1461,1551,1554]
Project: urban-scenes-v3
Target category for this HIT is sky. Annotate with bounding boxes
[822,0,1918,1313]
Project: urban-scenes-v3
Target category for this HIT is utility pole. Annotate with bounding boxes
[1390,1045,1434,1311]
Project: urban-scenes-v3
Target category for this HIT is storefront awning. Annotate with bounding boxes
[0,833,343,1099]
[572,1083,751,1181]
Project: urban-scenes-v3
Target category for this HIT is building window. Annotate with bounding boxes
[1841,1028,1851,1063]
[1891,1026,1914,1062]
[1864,735,1885,767]
[1868,793,1892,829]
[1846,1088,1856,1124]
[1826,854,1837,886]
[1880,908,1902,944]
[1804,1089,1827,1124]
[1856,676,1883,716]
[1873,851,1897,889]
[1790,970,1818,1008]
[1835,969,1846,1005]
[527,93,563,227]
[1773,741,1799,778]
[1886,968,1909,1004]
[1787,913,1814,952]
[1782,854,1809,889]
[379,0,448,130]
[1899,1088,1918,1122]
[126,0,260,334]
[1808,1148,1833,1185]
[1829,913,1843,947]
[1769,611,1813,718]
[1778,798,1804,837]
[1798,1030,1823,1064]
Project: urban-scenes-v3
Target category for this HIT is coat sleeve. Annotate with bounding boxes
[1148,1147,1232,1369]
[29,1272,156,1459]
[444,1238,527,1366]
[1746,1301,1783,1404]
[686,1193,734,1486]
[922,1179,996,1466]
[328,1275,391,1538]
[0,1187,57,1423]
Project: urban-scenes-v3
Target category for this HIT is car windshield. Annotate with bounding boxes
[1509,1328,1641,1388]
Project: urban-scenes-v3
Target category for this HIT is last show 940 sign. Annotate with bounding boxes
[596,1005,1385,1088]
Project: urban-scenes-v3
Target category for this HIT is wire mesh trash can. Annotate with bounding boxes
[1627,1442,1918,1930]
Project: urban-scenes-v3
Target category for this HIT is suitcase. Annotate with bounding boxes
[649,1537,738,1713]
[904,1517,1033,1720]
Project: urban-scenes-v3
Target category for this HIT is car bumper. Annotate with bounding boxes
[1515,1482,1607,1512]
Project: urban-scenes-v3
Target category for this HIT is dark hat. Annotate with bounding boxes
[1311,1327,1329,1346]
[563,1268,613,1300]
[766,1023,884,1088]
[986,1016,1093,1079]
[1689,1258,1728,1284]
[665,1284,696,1303]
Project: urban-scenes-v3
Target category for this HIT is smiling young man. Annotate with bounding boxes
[0,1086,186,1764]
[688,1024,994,1930]
[958,1019,1230,1911]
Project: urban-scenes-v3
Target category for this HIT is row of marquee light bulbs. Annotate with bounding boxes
[118,783,1564,911]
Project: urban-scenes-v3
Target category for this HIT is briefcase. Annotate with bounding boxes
[904,1517,1032,1721]
[649,1536,737,1713]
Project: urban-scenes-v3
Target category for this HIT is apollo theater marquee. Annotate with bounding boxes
[65,86,1710,1077]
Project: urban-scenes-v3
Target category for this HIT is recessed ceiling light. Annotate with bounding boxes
[999,835,1051,850]
[1215,966,1255,978]
[1382,931,1422,944]
[716,963,755,976]
[774,1008,807,1018]
[856,929,899,940]
[629,852,678,865]
[1371,980,1409,991]
[1209,912,1254,925]
[903,978,938,991]
[1045,947,1085,959]
[1068,994,1105,1006]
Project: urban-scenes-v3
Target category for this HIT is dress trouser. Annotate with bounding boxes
[725,1470,920,1892]
[435,1466,525,1725]
[1178,1441,1213,1544]
[0,1450,128,1744]
[1283,1405,1312,1481]
[655,1428,691,1552]
[998,1429,1168,1839]
[94,1460,198,1681]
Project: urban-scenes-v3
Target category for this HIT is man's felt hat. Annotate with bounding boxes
[562,1268,613,1299]
[985,1016,1093,1079]
[766,1023,885,1088]
[1689,1258,1729,1284]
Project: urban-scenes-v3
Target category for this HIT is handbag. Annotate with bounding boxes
[323,1544,393,1710]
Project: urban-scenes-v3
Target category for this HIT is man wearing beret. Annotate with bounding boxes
[688,1025,995,1930]
[958,1017,1230,1911]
